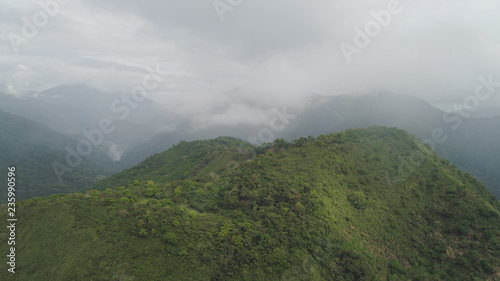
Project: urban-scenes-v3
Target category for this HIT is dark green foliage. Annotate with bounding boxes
[1,127,499,280]
[348,191,367,210]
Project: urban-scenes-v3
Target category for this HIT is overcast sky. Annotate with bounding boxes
[1,0,500,113]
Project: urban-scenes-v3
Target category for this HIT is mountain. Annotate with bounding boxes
[118,93,448,167]
[0,110,120,202]
[0,84,177,155]
[119,122,260,167]
[92,136,254,190]
[4,85,498,198]
[442,116,500,198]
[281,93,500,198]
[121,92,500,198]
[3,127,499,280]
[282,93,445,140]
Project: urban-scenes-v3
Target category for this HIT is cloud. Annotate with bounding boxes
[1,0,499,113]
[192,102,271,129]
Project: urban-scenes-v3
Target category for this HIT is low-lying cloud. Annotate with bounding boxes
[1,0,499,115]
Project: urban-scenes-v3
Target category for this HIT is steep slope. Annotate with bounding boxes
[0,110,119,202]
[2,127,499,280]
[442,116,500,198]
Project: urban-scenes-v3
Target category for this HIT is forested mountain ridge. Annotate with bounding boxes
[282,93,500,198]
[91,136,254,191]
[118,92,500,198]
[2,127,499,280]
[3,88,499,200]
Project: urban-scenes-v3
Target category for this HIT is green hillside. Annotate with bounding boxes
[285,93,500,198]
[92,136,254,190]
[1,127,499,280]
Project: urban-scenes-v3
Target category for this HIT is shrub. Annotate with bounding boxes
[348,192,367,210]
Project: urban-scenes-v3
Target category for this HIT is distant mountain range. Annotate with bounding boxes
[1,84,499,198]
[0,109,120,202]
[0,84,178,156]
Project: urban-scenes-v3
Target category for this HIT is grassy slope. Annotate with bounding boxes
[1,127,499,280]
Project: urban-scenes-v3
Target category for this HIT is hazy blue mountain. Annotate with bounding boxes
[442,116,500,198]
[0,109,120,202]
[0,84,178,156]
[281,93,445,140]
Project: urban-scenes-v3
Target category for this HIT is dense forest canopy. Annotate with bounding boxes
[2,127,499,280]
